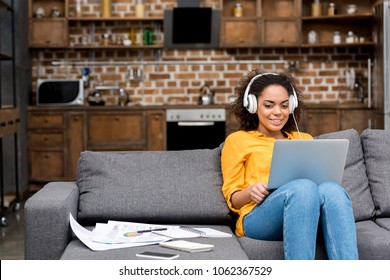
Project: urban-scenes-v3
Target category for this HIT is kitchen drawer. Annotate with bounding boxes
[28,113,65,129]
[0,108,20,137]
[28,131,64,147]
[29,150,65,180]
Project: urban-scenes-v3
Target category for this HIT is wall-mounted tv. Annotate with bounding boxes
[164,8,221,49]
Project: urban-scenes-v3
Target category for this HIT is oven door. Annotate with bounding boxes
[167,120,226,150]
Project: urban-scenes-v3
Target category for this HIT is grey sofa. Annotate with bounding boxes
[25,128,390,260]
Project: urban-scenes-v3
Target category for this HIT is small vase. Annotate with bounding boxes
[101,0,111,18]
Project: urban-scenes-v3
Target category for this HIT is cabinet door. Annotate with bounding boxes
[88,111,146,150]
[68,112,86,179]
[220,20,259,46]
[226,109,239,137]
[302,109,340,136]
[29,19,68,47]
[263,19,300,45]
[340,109,373,134]
[147,111,166,151]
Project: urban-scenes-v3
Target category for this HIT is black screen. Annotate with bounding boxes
[172,8,212,44]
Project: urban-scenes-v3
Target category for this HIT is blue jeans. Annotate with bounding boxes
[243,179,358,260]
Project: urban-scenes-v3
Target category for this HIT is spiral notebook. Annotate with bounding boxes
[153,226,232,239]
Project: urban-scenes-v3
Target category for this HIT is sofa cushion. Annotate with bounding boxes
[76,148,231,225]
[237,237,328,260]
[361,129,390,217]
[60,225,248,260]
[316,129,375,221]
[355,220,390,259]
[375,218,390,231]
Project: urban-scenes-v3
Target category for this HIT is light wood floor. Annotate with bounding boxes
[0,199,25,260]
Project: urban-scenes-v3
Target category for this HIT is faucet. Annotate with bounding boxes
[353,78,365,103]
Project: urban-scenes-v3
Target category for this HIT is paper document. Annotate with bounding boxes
[69,214,171,251]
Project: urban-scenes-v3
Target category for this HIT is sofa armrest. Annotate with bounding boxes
[24,182,79,260]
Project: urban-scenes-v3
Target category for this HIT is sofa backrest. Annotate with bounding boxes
[316,129,376,221]
[76,147,232,225]
[360,129,390,218]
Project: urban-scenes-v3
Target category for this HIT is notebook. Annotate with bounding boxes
[267,139,349,190]
[153,226,232,239]
[160,240,214,253]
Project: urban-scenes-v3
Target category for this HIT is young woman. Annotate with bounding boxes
[221,70,358,260]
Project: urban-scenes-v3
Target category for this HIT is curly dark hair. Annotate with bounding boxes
[230,69,304,132]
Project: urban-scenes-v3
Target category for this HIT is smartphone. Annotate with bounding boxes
[136,251,179,260]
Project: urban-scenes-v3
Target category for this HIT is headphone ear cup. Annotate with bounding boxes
[289,94,298,114]
[246,94,257,114]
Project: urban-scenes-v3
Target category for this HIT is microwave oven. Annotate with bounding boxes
[36,79,84,106]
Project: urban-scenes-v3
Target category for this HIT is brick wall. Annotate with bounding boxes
[30,0,373,106]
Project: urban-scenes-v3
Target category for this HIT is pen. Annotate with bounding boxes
[137,228,167,233]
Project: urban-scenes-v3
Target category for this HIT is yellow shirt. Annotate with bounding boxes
[221,130,313,236]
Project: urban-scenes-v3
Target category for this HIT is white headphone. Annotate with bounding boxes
[243,72,298,114]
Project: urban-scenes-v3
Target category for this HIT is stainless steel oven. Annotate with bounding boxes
[166,108,226,150]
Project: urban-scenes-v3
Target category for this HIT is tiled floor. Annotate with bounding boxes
[0,199,25,260]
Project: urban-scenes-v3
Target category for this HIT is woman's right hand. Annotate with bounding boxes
[248,182,270,204]
[231,182,270,209]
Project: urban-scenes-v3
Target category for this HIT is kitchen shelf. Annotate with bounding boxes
[70,44,164,49]
[300,42,374,48]
[68,16,163,22]
[302,13,374,21]
[29,0,164,50]
[0,0,20,227]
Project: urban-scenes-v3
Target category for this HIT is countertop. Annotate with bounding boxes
[28,102,373,111]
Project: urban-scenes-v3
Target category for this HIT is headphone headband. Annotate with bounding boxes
[243,72,298,114]
[243,73,279,108]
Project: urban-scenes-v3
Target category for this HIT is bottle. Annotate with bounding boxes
[333,31,341,44]
[233,3,243,17]
[135,0,145,18]
[76,0,82,17]
[311,0,321,17]
[328,3,335,16]
[101,0,111,18]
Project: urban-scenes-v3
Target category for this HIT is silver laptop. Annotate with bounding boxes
[267,139,349,190]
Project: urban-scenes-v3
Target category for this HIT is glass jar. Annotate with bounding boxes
[308,30,318,44]
[233,3,243,17]
[346,31,356,44]
[333,31,341,44]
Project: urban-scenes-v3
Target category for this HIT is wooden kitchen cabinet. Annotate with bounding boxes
[147,110,166,151]
[28,110,86,184]
[301,107,375,137]
[220,19,259,47]
[220,0,300,47]
[29,0,68,47]
[301,0,374,47]
[29,0,164,49]
[28,111,68,183]
[87,111,146,151]
[302,109,340,136]
[27,107,167,189]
